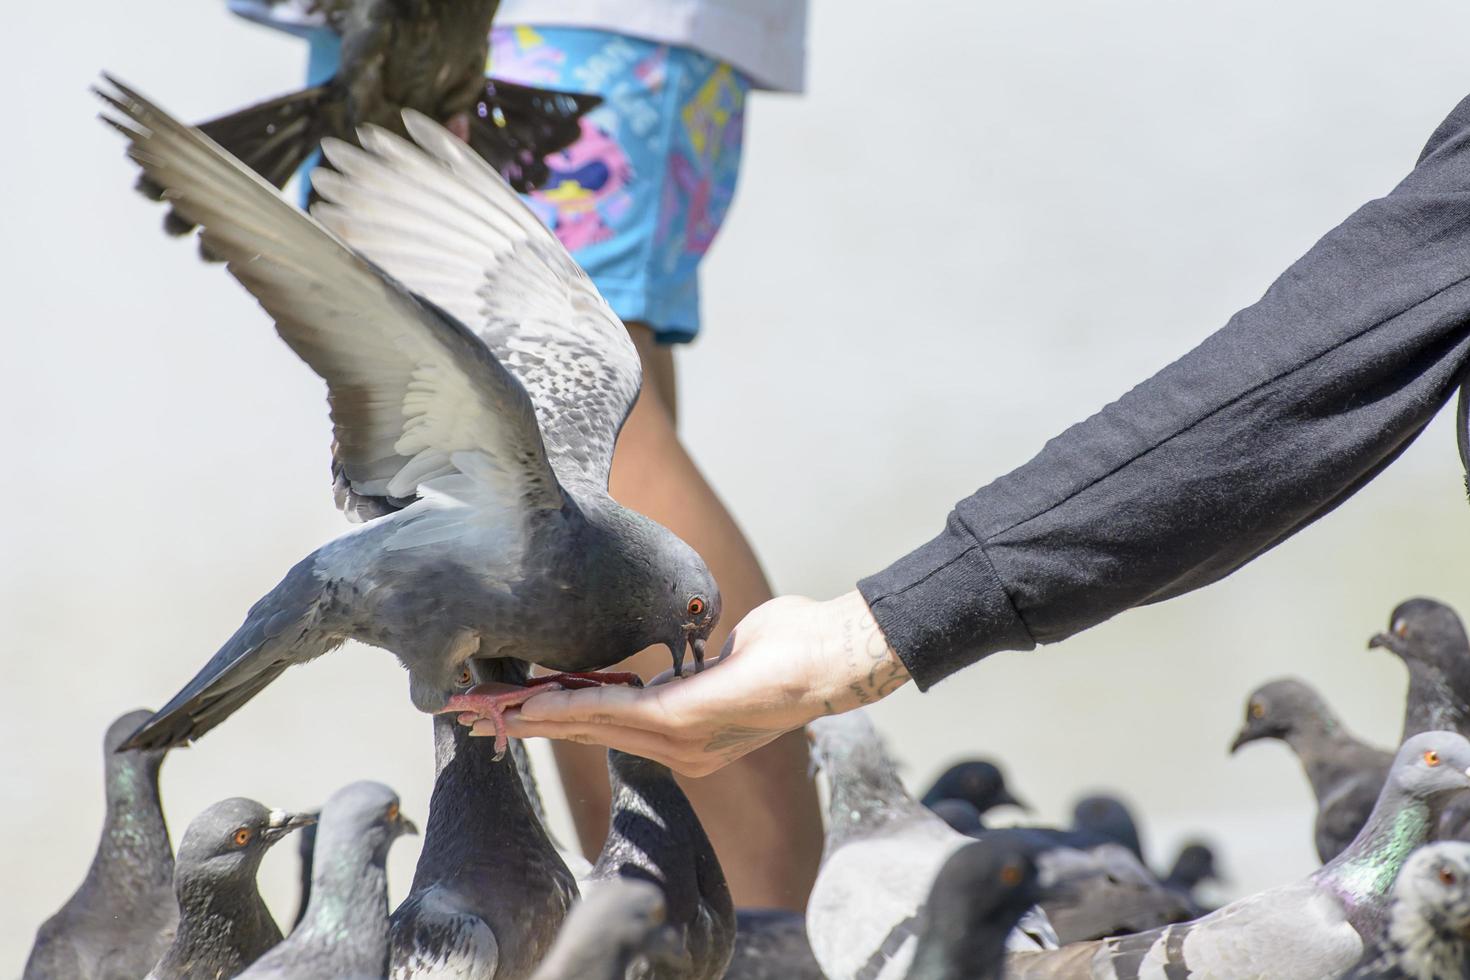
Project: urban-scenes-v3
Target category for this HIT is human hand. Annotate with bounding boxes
[493,590,912,776]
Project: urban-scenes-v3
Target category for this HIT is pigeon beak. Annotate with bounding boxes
[997,788,1033,813]
[397,813,420,837]
[690,636,708,672]
[1228,728,1254,754]
[1368,632,1395,652]
[647,925,694,971]
[262,809,318,841]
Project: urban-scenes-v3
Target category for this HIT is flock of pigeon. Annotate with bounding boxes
[21,0,1470,974]
[26,596,1470,978]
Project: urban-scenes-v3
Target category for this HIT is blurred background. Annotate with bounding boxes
[8,0,1470,968]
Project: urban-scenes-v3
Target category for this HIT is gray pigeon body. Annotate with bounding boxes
[1230,677,1393,862]
[806,712,1058,980]
[1369,598,1470,741]
[97,79,720,752]
[1346,841,1470,979]
[528,877,690,980]
[724,909,825,980]
[904,838,1045,980]
[1025,840,1193,944]
[148,799,316,980]
[388,713,578,978]
[240,781,416,979]
[574,749,736,980]
[1007,732,1470,979]
[24,710,176,980]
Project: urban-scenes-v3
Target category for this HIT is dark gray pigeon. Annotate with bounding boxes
[929,799,987,837]
[388,710,578,977]
[807,712,1057,980]
[290,822,316,930]
[1230,677,1393,863]
[96,79,720,755]
[527,876,690,980]
[724,909,825,980]
[921,761,1030,827]
[24,710,176,980]
[1368,598,1470,741]
[1069,796,1144,864]
[904,837,1045,980]
[1161,841,1220,913]
[1023,840,1193,944]
[575,749,736,980]
[147,799,316,980]
[1007,732,1470,979]
[1346,841,1470,979]
[239,781,416,979]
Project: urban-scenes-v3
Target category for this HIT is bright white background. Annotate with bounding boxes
[7,0,1470,968]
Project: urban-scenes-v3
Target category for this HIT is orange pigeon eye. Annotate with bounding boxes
[1000,861,1025,887]
[1395,618,1410,638]
[233,828,252,847]
[687,597,706,617]
[457,667,473,687]
[386,802,400,822]
[1425,750,1442,767]
[1440,866,1458,886]
[1249,702,1264,720]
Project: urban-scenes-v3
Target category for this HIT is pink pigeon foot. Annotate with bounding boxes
[438,671,644,759]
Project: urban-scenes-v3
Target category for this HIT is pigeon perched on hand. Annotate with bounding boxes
[97,79,720,754]
[140,0,598,246]
[1368,598,1470,741]
[24,711,176,980]
[1008,732,1470,980]
[1345,841,1470,979]
[388,713,578,977]
[239,781,416,979]
[1230,677,1392,862]
[147,800,316,980]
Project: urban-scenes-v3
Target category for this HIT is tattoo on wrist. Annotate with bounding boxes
[836,602,905,707]
[703,724,777,763]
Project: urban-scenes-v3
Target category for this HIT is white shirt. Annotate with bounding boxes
[494,0,808,92]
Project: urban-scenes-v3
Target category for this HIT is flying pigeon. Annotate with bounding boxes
[724,909,825,980]
[239,781,416,979]
[147,799,316,980]
[24,710,176,980]
[1230,677,1392,862]
[1345,841,1470,979]
[806,711,1057,980]
[388,712,578,977]
[140,0,599,246]
[1368,598,1470,741]
[1007,731,1470,979]
[921,760,1030,826]
[904,837,1045,980]
[96,78,720,754]
[576,749,736,979]
[528,877,691,980]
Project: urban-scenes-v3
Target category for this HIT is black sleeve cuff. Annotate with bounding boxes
[857,513,1035,691]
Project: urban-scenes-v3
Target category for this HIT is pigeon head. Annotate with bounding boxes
[921,760,1029,815]
[594,878,691,972]
[1229,677,1332,753]
[176,797,315,888]
[1387,732,1470,804]
[906,837,1042,977]
[1071,794,1144,858]
[316,781,418,862]
[1167,842,1220,889]
[1389,842,1470,942]
[656,529,721,675]
[1369,598,1470,673]
[609,510,721,676]
[105,708,169,771]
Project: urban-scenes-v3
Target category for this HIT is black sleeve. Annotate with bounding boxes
[858,93,1470,691]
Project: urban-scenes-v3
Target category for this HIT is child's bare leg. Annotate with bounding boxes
[548,324,823,910]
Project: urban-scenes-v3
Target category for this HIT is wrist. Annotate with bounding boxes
[811,590,910,716]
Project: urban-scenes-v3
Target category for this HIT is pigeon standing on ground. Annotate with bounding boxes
[97,80,721,754]
[569,749,736,980]
[388,712,578,977]
[904,838,1045,980]
[142,0,599,243]
[1230,677,1393,862]
[724,909,826,980]
[147,800,316,980]
[527,877,690,980]
[921,761,1031,828]
[240,781,416,979]
[24,710,176,980]
[1345,841,1470,979]
[1070,796,1145,864]
[1007,732,1470,979]
[806,711,1056,980]
[1368,598,1470,741]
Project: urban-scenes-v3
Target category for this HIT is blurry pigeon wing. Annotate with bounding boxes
[1317,778,1377,863]
[310,109,641,494]
[98,77,565,532]
[471,78,603,192]
[389,889,499,979]
[227,0,352,36]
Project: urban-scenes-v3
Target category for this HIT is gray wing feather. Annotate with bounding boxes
[389,888,500,980]
[310,110,642,494]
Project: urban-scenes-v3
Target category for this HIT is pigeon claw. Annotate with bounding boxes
[439,672,644,759]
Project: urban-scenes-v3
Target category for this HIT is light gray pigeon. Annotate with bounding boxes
[388,711,578,978]
[1006,731,1470,980]
[147,799,316,980]
[806,711,1057,980]
[528,877,691,980]
[1345,841,1470,979]
[24,710,176,980]
[95,77,720,754]
[1230,677,1393,862]
[1368,598,1470,741]
[1025,840,1193,944]
[904,837,1044,980]
[575,749,736,980]
[724,909,825,980]
[239,781,416,979]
